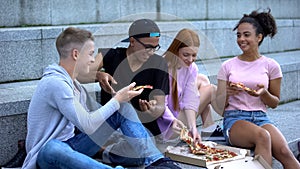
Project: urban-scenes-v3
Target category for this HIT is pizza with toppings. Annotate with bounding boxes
[229,82,256,93]
[180,127,238,162]
[132,85,153,91]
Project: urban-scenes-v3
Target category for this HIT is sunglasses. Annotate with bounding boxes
[133,37,161,52]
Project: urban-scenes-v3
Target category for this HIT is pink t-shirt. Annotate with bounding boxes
[217,56,282,112]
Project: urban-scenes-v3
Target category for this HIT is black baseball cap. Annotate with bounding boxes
[121,19,160,42]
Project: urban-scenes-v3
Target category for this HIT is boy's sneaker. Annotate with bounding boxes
[202,125,225,141]
[145,157,181,169]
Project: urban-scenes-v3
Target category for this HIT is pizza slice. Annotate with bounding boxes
[180,128,238,162]
[132,85,153,91]
[180,127,209,153]
[229,82,256,92]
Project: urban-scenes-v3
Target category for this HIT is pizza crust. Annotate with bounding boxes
[132,85,153,91]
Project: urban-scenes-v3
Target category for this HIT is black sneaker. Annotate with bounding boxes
[145,157,182,169]
[210,125,224,137]
[202,125,225,141]
[1,140,26,169]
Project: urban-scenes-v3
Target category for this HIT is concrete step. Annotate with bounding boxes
[1,19,299,83]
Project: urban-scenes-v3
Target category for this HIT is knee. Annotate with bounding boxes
[197,74,210,87]
[256,129,271,144]
[119,103,138,118]
[120,103,135,114]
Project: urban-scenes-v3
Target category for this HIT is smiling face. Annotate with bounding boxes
[236,22,262,54]
[164,29,200,69]
[75,40,95,75]
[130,36,160,63]
[178,46,198,67]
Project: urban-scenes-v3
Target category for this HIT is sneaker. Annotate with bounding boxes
[145,157,182,169]
[202,125,225,141]
[1,140,26,169]
[210,125,224,137]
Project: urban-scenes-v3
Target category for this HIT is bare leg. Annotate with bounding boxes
[229,120,273,166]
[197,74,216,128]
[262,124,300,169]
[199,86,215,128]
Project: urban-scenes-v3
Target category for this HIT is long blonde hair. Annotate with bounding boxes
[164,28,200,111]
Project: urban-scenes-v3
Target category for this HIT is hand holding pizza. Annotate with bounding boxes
[190,126,202,143]
[171,119,186,135]
[228,82,257,94]
[114,82,143,103]
[247,84,267,97]
[226,82,241,96]
[228,82,269,98]
[180,127,201,146]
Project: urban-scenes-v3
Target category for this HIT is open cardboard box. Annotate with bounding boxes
[165,144,271,168]
[207,155,272,169]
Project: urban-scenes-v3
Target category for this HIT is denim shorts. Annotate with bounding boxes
[223,110,273,145]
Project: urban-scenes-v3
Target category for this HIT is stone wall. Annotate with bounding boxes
[1,0,299,27]
[1,19,299,83]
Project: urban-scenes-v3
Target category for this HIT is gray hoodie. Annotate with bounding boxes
[22,64,120,169]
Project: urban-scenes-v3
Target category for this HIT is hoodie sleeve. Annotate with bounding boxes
[73,98,120,134]
[51,79,120,135]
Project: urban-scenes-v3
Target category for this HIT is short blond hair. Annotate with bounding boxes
[56,27,94,58]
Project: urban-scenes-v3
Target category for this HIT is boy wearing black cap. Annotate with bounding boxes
[96,19,169,136]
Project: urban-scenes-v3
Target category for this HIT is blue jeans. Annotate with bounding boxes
[223,110,273,145]
[37,103,163,168]
[37,139,123,169]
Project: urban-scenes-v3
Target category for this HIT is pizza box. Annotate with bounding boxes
[207,155,272,169]
[165,144,250,168]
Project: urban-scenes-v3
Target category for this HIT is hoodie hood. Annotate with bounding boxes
[43,64,74,89]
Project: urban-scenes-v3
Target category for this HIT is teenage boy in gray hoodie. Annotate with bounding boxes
[22,27,181,169]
